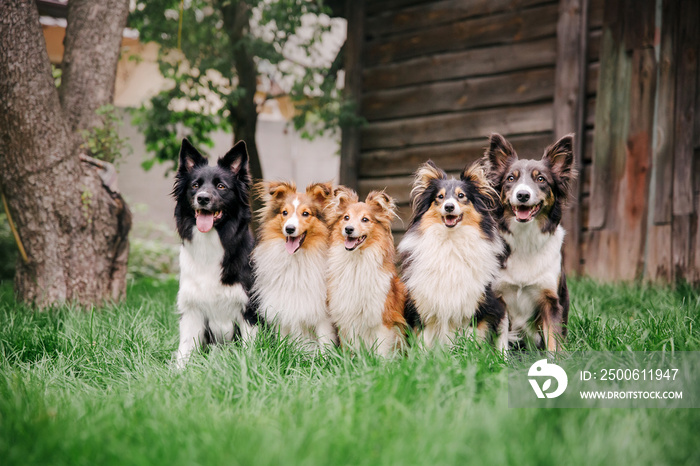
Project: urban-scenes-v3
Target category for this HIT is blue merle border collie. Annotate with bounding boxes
[397,159,508,350]
[172,139,258,368]
[484,133,577,351]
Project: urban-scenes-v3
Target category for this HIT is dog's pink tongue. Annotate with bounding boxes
[196,212,215,233]
[285,236,301,254]
[516,206,531,221]
[344,237,358,250]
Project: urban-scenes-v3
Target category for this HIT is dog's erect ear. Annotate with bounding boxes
[306,182,333,206]
[484,133,517,182]
[366,190,398,227]
[327,186,358,216]
[462,158,499,209]
[255,180,295,203]
[366,191,396,214]
[411,160,446,204]
[219,140,249,176]
[178,138,208,173]
[542,133,577,201]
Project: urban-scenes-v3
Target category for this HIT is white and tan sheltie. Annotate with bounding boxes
[250,181,338,349]
[326,188,408,356]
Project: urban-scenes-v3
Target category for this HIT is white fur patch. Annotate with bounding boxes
[175,228,251,368]
[327,243,401,356]
[511,183,535,205]
[398,221,503,347]
[284,197,300,234]
[251,239,336,347]
[495,220,565,343]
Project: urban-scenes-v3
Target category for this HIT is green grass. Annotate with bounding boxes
[0,278,699,466]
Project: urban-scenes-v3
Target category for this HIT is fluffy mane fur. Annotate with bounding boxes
[327,189,407,356]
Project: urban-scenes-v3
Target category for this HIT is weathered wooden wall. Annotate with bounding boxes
[341,0,700,283]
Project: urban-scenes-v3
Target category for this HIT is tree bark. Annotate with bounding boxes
[60,0,130,134]
[0,0,131,307]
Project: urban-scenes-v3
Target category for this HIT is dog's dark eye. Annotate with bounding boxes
[217,183,226,190]
[536,176,546,183]
[362,217,369,223]
[282,210,288,216]
[192,182,199,189]
[302,211,310,217]
[506,175,515,182]
[344,215,350,221]
[437,194,444,199]
[458,193,465,199]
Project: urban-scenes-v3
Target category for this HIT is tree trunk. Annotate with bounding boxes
[219,0,263,182]
[0,0,131,307]
[219,0,264,228]
[60,0,130,134]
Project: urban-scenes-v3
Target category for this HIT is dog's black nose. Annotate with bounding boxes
[196,194,211,205]
[516,191,530,203]
[345,226,354,235]
[285,225,296,235]
[444,203,455,213]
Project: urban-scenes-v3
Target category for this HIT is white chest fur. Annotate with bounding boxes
[495,220,564,334]
[327,244,392,342]
[398,223,502,324]
[177,228,248,321]
[252,240,330,334]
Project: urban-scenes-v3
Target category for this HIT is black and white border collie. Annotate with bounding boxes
[398,160,508,350]
[173,139,257,368]
[485,133,577,351]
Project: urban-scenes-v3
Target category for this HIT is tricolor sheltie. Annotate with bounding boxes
[326,188,408,356]
[485,133,577,351]
[251,181,338,348]
[398,160,508,350]
[173,139,257,369]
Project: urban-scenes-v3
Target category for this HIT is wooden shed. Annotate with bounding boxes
[340,0,700,283]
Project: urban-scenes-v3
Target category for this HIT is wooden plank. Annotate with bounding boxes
[365,0,553,39]
[692,193,700,283]
[554,0,589,274]
[585,97,596,127]
[672,215,692,281]
[363,38,557,91]
[588,0,604,29]
[587,0,629,231]
[359,133,553,178]
[583,128,594,162]
[652,0,678,224]
[672,0,698,216]
[645,224,673,282]
[587,29,601,62]
[360,103,553,150]
[366,0,432,17]
[618,46,656,280]
[364,3,559,66]
[359,176,414,205]
[586,62,599,95]
[339,0,365,190]
[581,163,592,194]
[362,67,555,121]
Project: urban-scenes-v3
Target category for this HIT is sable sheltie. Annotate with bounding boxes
[173,139,257,369]
[251,181,338,348]
[485,133,577,351]
[326,188,407,356]
[397,160,508,350]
